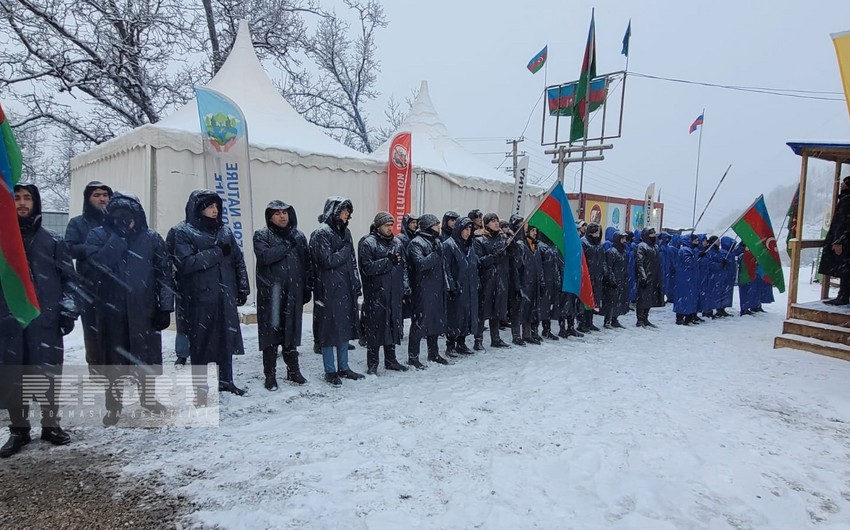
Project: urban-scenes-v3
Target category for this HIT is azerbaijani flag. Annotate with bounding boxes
[527,45,548,74]
[738,249,758,285]
[0,104,40,326]
[570,10,597,142]
[689,113,704,134]
[547,77,608,116]
[528,182,595,308]
[730,195,785,293]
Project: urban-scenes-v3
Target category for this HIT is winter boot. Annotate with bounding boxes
[102,409,121,427]
[174,357,187,366]
[340,368,365,380]
[473,338,485,351]
[455,338,473,354]
[427,351,450,365]
[703,310,716,319]
[676,313,688,325]
[40,426,71,446]
[611,318,625,329]
[0,428,31,458]
[642,310,657,328]
[825,296,850,306]
[512,336,527,346]
[325,372,343,386]
[525,334,542,345]
[219,381,246,396]
[586,311,600,332]
[283,349,307,385]
[408,356,427,370]
[445,338,457,357]
[716,308,731,317]
[604,318,613,329]
[558,320,570,338]
[567,318,584,337]
[491,338,510,348]
[263,347,279,391]
[385,346,409,371]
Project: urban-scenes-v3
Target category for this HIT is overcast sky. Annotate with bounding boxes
[365,0,850,229]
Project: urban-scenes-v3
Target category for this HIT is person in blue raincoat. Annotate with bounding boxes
[695,234,711,321]
[702,235,724,319]
[674,233,701,325]
[658,232,672,303]
[667,234,682,303]
[717,237,741,316]
[737,244,762,315]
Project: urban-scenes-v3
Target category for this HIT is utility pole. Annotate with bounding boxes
[545,144,612,219]
[506,137,526,178]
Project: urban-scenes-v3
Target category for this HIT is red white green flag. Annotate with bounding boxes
[570,10,598,142]
[730,195,785,293]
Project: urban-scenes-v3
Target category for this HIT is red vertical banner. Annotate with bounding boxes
[387,132,412,234]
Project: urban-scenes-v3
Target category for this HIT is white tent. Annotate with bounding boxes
[372,80,538,220]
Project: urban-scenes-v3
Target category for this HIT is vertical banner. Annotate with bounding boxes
[513,155,529,217]
[643,182,656,230]
[387,132,412,234]
[832,30,850,120]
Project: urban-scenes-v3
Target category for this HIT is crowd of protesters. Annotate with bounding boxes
[0,182,777,457]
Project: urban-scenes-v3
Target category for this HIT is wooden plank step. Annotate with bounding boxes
[789,303,850,328]
[774,333,850,363]
[783,318,850,346]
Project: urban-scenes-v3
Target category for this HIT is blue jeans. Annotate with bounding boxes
[175,332,189,359]
[321,343,349,374]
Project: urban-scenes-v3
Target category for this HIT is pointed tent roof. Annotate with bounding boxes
[373,80,515,188]
[156,20,364,159]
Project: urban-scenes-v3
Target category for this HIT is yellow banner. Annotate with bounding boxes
[833,30,850,120]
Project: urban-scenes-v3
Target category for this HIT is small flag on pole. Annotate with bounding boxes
[622,20,632,57]
[527,45,548,74]
[689,113,704,134]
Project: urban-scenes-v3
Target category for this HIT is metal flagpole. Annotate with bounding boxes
[692,108,705,228]
[692,164,732,230]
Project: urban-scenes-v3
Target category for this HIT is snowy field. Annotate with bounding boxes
[19,275,850,529]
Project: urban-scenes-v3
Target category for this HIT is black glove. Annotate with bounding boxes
[388,251,401,265]
[217,241,232,256]
[152,311,171,331]
[638,278,648,288]
[303,290,312,304]
[237,292,248,306]
[59,314,76,336]
[698,251,706,258]
[111,217,133,238]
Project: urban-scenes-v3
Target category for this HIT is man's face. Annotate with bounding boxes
[14,189,34,218]
[340,208,351,222]
[461,226,472,240]
[408,219,418,232]
[692,237,700,247]
[447,218,456,229]
[431,222,441,234]
[89,189,110,211]
[271,210,289,229]
[202,203,218,219]
[473,216,483,228]
[378,221,394,237]
[487,218,500,231]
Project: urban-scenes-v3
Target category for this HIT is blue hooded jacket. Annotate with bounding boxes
[674,235,700,315]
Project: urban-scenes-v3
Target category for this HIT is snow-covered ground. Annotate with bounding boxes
[21,275,850,529]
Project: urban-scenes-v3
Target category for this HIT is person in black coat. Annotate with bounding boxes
[1,184,78,458]
[440,210,460,242]
[508,215,543,346]
[407,213,449,367]
[537,233,562,340]
[635,227,665,327]
[468,209,484,237]
[64,180,112,370]
[85,193,174,425]
[472,213,510,350]
[580,222,605,332]
[310,196,365,385]
[602,231,629,329]
[254,200,312,390]
[172,190,248,399]
[359,212,409,374]
[165,194,199,367]
[397,214,419,320]
[820,176,850,305]
[443,217,480,356]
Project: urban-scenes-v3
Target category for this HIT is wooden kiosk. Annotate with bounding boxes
[775,142,850,360]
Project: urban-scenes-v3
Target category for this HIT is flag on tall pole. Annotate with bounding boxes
[527,45,548,74]
[0,104,40,326]
[621,19,632,57]
[689,113,704,134]
[527,182,595,308]
[831,30,850,120]
[730,195,785,292]
[570,11,597,143]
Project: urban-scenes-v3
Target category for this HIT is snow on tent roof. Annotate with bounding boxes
[156,20,365,160]
[373,81,517,188]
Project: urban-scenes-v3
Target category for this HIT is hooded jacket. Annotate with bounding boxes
[358,220,407,349]
[673,236,700,315]
[309,196,361,346]
[635,228,664,309]
[253,200,312,350]
[442,217,480,337]
[473,223,509,321]
[602,231,630,318]
[407,220,448,340]
[581,223,606,306]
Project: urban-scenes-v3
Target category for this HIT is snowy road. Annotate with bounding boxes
[23,278,850,529]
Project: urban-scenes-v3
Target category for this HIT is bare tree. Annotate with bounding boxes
[0,0,200,144]
[374,88,419,147]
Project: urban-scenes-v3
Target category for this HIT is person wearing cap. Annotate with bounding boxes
[580,222,605,332]
[398,214,419,251]
[310,197,365,385]
[820,176,850,305]
[468,209,484,237]
[1,184,78,457]
[576,220,588,238]
[358,212,409,374]
[86,192,175,424]
[254,200,312,390]
[407,213,450,367]
[65,181,112,370]
[443,216,479,355]
[473,213,511,350]
[635,227,664,328]
[440,211,460,242]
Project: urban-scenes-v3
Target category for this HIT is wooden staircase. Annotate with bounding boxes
[775,301,850,362]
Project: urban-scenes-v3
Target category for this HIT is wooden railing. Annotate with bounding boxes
[787,238,828,316]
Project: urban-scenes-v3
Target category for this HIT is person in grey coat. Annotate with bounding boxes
[172,190,248,399]
[407,214,449,368]
[254,200,312,390]
[85,193,174,425]
[602,231,629,328]
[359,212,409,374]
[64,180,112,369]
[635,227,665,327]
[443,217,479,355]
[310,197,365,385]
[1,184,78,458]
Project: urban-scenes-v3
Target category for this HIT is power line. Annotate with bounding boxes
[629,71,845,101]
